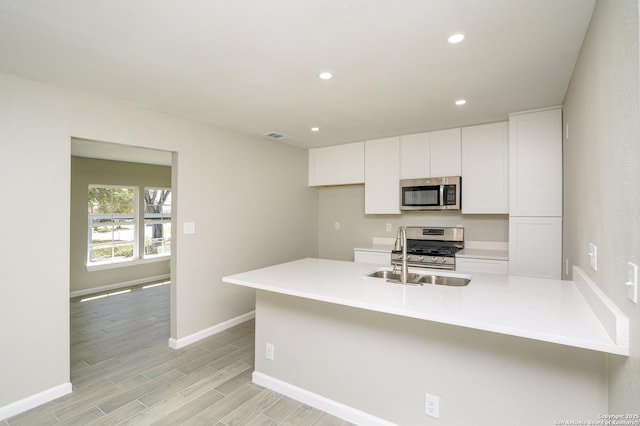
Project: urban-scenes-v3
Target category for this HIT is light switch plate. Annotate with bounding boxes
[589,243,597,271]
[627,262,638,304]
[184,222,196,234]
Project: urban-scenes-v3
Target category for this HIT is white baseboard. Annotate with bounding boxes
[252,372,396,426]
[0,382,72,421]
[168,311,255,349]
[69,274,170,298]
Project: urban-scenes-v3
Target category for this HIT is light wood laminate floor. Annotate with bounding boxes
[4,283,352,426]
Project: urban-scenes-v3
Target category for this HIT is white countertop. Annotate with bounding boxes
[456,248,509,261]
[223,258,628,356]
[353,244,394,253]
[353,237,395,253]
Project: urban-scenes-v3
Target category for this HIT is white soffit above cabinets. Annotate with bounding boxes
[0,0,595,148]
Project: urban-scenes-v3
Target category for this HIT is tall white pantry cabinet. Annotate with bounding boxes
[508,107,563,279]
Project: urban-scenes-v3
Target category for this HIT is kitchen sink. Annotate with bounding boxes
[415,274,470,286]
[366,270,425,285]
[365,269,471,286]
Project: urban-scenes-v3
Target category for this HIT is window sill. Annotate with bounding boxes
[86,255,170,272]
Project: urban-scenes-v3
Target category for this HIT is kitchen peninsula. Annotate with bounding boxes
[223,258,628,425]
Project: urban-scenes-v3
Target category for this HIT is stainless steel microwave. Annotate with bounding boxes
[400,176,461,211]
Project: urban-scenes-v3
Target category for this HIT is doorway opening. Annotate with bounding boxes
[69,137,177,382]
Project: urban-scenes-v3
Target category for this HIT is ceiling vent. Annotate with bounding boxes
[263,132,288,140]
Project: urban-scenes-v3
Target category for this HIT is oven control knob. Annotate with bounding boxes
[406,255,412,261]
[418,256,424,261]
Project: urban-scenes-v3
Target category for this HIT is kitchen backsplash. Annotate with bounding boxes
[318,185,508,261]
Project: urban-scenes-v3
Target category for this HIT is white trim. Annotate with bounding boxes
[70,274,170,298]
[168,311,255,349]
[252,372,397,426]
[573,266,629,353]
[0,382,71,421]
[86,255,170,272]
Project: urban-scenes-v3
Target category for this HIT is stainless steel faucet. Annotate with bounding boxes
[394,226,408,284]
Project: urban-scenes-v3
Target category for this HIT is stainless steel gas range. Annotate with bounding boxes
[391,226,464,270]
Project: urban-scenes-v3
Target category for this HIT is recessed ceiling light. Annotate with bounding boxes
[311,127,320,132]
[455,99,467,106]
[319,72,333,80]
[448,33,465,44]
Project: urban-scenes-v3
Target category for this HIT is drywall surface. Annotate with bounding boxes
[70,156,171,293]
[0,74,71,410]
[563,0,640,413]
[255,291,606,425]
[0,71,318,414]
[318,185,508,260]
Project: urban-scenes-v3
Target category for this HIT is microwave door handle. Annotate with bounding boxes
[439,185,444,206]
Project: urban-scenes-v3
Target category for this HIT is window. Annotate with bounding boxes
[88,185,137,264]
[144,188,171,257]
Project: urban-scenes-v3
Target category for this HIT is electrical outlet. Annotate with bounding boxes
[565,259,569,277]
[588,243,598,271]
[265,343,274,360]
[386,223,392,232]
[334,222,340,231]
[425,393,439,419]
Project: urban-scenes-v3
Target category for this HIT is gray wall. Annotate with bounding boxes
[563,0,640,412]
[0,71,318,411]
[70,156,171,293]
[256,291,606,425]
[318,185,508,260]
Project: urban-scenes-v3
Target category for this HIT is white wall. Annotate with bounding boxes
[255,291,606,425]
[318,185,508,260]
[0,71,318,414]
[0,73,71,412]
[563,0,640,412]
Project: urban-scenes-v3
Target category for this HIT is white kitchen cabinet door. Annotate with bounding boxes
[509,216,562,279]
[309,145,338,186]
[430,128,461,177]
[365,137,401,214]
[509,107,562,216]
[461,122,509,214]
[354,250,391,265]
[308,142,364,186]
[400,128,461,179]
[400,132,430,179]
[456,257,508,275]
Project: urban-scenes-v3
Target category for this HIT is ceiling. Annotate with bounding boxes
[0,0,595,149]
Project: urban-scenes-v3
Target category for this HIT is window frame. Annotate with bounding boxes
[87,184,139,267]
[143,187,172,259]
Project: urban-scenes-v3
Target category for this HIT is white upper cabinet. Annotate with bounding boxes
[308,142,364,186]
[430,128,462,177]
[509,107,562,216]
[400,128,461,179]
[365,137,401,214]
[461,122,509,214]
[399,132,430,179]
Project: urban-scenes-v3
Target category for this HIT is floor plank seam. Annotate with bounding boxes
[4,285,353,426]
